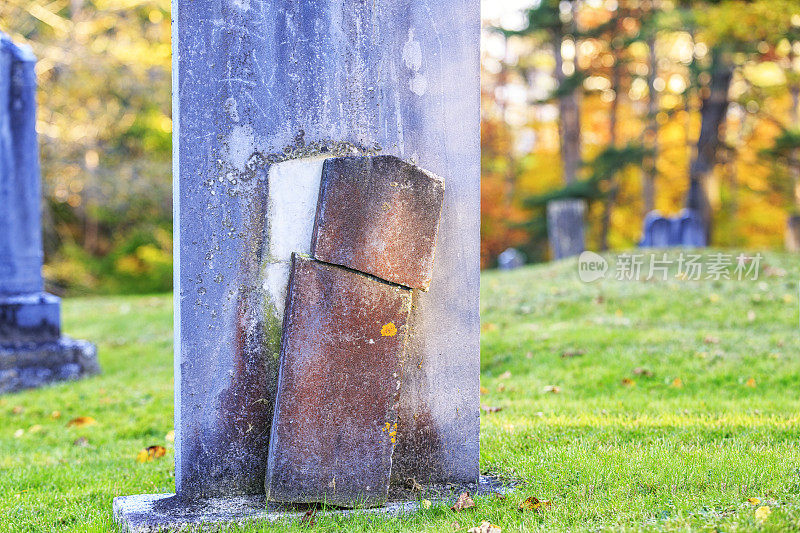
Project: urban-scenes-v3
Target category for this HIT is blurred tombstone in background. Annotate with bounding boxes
[497,248,525,270]
[786,215,800,252]
[640,212,672,248]
[639,209,707,248]
[547,198,586,260]
[0,33,99,393]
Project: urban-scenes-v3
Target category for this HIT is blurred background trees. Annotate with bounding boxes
[482,0,800,267]
[1,0,171,294]
[2,0,800,289]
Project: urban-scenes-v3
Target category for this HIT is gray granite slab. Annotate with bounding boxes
[114,476,509,533]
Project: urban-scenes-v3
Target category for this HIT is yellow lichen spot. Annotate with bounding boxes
[391,437,396,443]
[381,323,398,337]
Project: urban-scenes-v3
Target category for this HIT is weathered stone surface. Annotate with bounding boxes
[172,0,479,500]
[0,33,45,296]
[266,256,411,507]
[312,155,444,290]
[0,293,60,344]
[546,199,586,260]
[0,337,99,393]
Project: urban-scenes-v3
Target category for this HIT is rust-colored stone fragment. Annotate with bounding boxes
[265,255,412,507]
[311,155,444,290]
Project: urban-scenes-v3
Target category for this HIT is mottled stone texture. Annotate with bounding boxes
[266,256,410,507]
[0,34,98,393]
[312,155,444,290]
[546,199,586,260]
[173,0,479,499]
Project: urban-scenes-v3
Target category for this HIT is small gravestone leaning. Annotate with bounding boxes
[0,34,99,393]
[547,198,586,260]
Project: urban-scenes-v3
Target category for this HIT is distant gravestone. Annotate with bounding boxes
[0,34,98,393]
[640,212,671,247]
[114,1,486,530]
[547,198,586,260]
[497,248,524,270]
[787,215,800,252]
[639,209,707,248]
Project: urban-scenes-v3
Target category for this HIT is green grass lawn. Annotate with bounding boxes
[1,250,799,532]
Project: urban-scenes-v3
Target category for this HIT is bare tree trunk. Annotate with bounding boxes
[790,48,800,210]
[643,34,658,213]
[599,45,622,251]
[686,47,733,244]
[555,6,581,184]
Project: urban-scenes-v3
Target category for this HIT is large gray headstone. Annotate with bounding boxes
[0,33,98,393]
[172,0,479,500]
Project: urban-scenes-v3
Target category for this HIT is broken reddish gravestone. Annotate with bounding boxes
[265,255,412,507]
[265,155,443,508]
[312,156,445,290]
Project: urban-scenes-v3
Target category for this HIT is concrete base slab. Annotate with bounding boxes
[0,336,99,393]
[113,476,510,532]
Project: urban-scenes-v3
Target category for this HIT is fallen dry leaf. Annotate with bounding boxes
[28,424,42,434]
[703,335,720,345]
[136,445,167,463]
[747,497,761,506]
[480,386,489,395]
[494,492,507,500]
[671,378,683,388]
[166,430,175,442]
[745,377,756,388]
[421,499,432,509]
[542,385,561,394]
[468,521,501,533]
[300,508,316,527]
[499,371,512,380]
[561,350,585,359]
[50,410,61,419]
[481,405,502,413]
[497,383,506,392]
[755,505,772,523]
[621,378,635,387]
[67,416,97,428]
[632,367,653,377]
[11,406,24,415]
[518,496,552,512]
[451,492,476,511]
